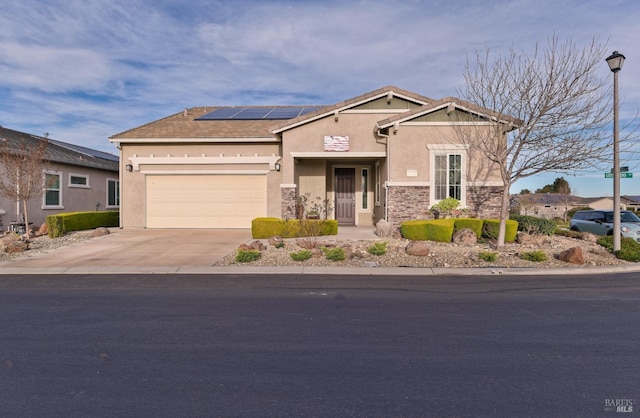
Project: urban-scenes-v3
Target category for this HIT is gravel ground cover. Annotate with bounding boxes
[212,234,631,269]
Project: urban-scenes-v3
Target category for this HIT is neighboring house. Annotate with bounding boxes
[110,86,515,229]
[622,195,640,211]
[511,193,580,219]
[0,126,119,230]
[511,193,629,219]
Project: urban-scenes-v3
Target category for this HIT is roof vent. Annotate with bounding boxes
[183,108,188,117]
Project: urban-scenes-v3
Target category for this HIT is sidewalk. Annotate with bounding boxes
[1,226,639,276]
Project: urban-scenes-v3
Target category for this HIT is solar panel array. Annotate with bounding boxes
[196,106,324,121]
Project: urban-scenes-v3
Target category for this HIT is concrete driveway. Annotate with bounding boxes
[3,229,252,270]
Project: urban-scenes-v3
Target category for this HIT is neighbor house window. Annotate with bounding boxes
[44,172,62,208]
[434,154,462,201]
[107,178,119,207]
[69,174,89,188]
[361,168,368,210]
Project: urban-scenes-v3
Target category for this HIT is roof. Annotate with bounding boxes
[0,126,119,172]
[109,106,319,141]
[376,96,523,129]
[109,86,434,141]
[513,193,581,205]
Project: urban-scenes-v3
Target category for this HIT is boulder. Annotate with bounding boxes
[580,232,599,243]
[268,235,284,247]
[452,228,477,245]
[405,240,430,256]
[558,247,584,264]
[375,219,393,238]
[88,227,111,238]
[0,236,29,254]
[38,223,49,236]
[238,240,265,251]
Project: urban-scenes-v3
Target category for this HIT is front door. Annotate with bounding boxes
[335,168,355,224]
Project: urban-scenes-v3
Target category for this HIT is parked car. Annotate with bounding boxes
[569,210,640,241]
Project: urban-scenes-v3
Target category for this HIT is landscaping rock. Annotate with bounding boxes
[38,223,49,236]
[580,232,599,243]
[239,240,265,251]
[558,246,584,264]
[452,228,477,245]
[88,227,111,238]
[268,235,284,247]
[0,236,29,254]
[405,240,430,256]
[375,219,393,238]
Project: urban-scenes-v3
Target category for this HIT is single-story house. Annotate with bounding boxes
[0,126,119,231]
[110,86,515,229]
[510,193,631,220]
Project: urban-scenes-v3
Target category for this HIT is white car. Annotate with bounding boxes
[569,210,640,241]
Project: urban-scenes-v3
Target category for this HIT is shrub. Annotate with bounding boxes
[46,211,119,238]
[478,251,498,262]
[520,250,548,262]
[400,219,455,242]
[290,249,312,261]
[510,215,557,236]
[430,197,460,213]
[323,247,346,261]
[251,217,338,239]
[554,228,582,239]
[482,219,518,242]
[235,249,261,263]
[597,236,640,262]
[454,218,484,238]
[367,242,387,256]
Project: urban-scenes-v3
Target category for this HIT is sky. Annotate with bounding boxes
[1,0,640,197]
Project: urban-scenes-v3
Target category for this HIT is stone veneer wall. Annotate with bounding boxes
[466,185,503,218]
[280,186,297,220]
[386,185,431,224]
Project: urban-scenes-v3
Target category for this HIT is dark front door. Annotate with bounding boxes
[336,168,355,224]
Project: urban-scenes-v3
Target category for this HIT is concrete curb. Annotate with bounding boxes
[2,264,640,276]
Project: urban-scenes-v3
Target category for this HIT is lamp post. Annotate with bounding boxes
[606,50,625,252]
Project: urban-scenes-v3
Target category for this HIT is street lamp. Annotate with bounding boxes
[606,50,625,252]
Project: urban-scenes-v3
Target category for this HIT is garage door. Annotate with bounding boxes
[145,174,267,228]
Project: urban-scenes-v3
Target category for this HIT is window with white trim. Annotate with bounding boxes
[69,173,90,188]
[44,172,63,208]
[107,178,119,207]
[361,168,368,210]
[374,162,381,206]
[434,154,462,201]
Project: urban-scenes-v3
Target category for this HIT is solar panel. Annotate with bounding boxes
[196,106,325,121]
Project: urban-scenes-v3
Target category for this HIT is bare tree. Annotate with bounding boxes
[0,136,49,237]
[456,35,624,247]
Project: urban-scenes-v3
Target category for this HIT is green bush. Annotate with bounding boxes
[235,249,261,263]
[597,236,640,262]
[554,228,582,239]
[251,218,338,239]
[290,249,312,261]
[478,251,498,262]
[430,197,460,213]
[482,219,518,242]
[367,242,387,256]
[46,211,119,238]
[510,215,556,235]
[520,250,548,262]
[323,247,346,261]
[454,218,484,238]
[400,219,455,242]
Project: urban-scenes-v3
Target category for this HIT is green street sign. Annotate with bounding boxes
[605,172,633,178]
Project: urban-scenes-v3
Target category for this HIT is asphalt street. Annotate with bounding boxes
[0,273,638,417]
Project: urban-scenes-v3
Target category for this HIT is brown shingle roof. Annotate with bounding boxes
[269,86,434,134]
[376,96,523,128]
[110,107,293,140]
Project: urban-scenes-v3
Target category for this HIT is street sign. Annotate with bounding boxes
[605,172,633,178]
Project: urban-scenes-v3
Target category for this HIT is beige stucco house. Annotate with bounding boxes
[0,126,119,231]
[110,86,513,229]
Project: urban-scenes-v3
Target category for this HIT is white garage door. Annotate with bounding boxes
[146,174,267,228]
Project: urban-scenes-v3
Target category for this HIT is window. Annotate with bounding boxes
[434,154,462,201]
[44,172,62,208]
[107,178,119,207]
[69,174,89,188]
[361,168,368,210]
